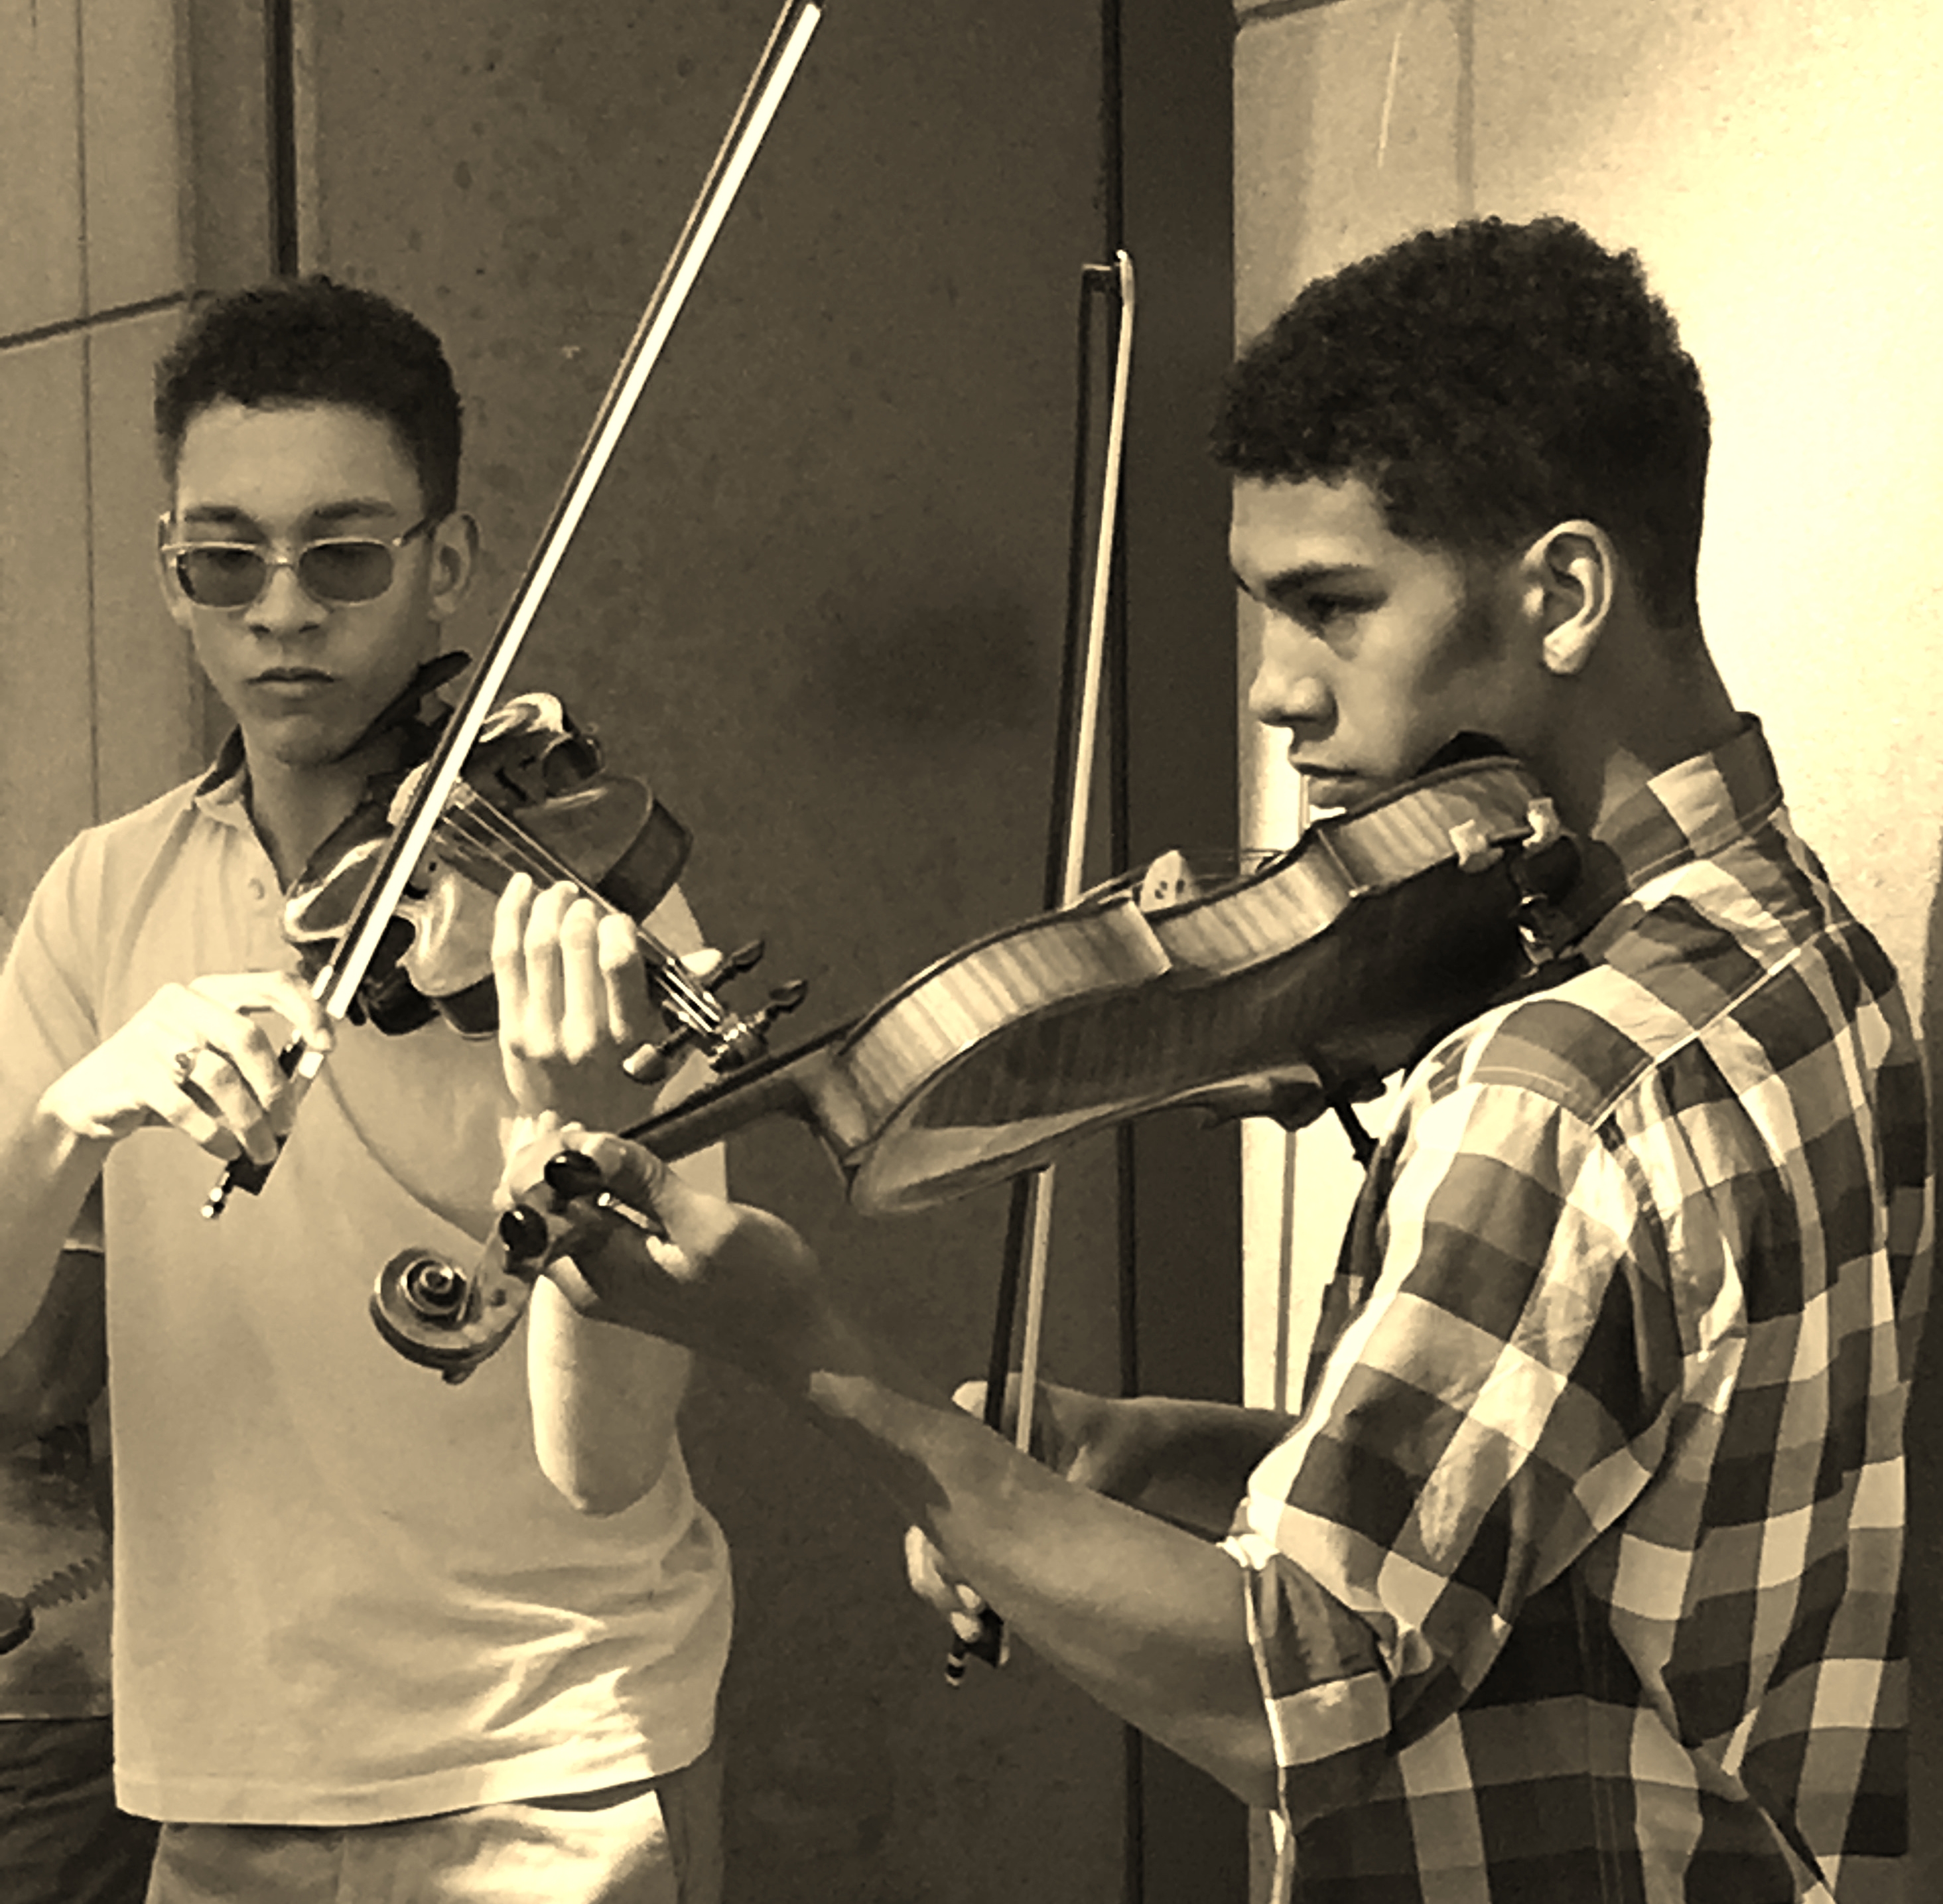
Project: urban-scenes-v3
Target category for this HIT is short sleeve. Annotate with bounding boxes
[1224,1072,1687,1820]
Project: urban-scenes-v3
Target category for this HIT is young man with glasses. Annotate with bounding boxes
[0,279,731,1902]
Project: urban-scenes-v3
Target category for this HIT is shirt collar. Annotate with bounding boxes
[190,728,257,832]
[1564,716,1784,951]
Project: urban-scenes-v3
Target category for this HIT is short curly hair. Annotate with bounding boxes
[155,277,462,518]
[1213,217,1709,628]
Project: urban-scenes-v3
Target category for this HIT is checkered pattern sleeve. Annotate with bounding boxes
[1224,1065,1678,1830]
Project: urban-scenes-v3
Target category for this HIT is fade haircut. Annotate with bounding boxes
[154,277,462,518]
[1213,216,1709,628]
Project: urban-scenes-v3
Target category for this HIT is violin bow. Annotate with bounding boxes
[204,0,827,1217]
[948,250,1136,1682]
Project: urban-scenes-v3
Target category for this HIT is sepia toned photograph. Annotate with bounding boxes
[1,3,1936,1899]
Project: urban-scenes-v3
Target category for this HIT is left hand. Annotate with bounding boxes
[492,874,651,1124]
[503,1124,847,1392]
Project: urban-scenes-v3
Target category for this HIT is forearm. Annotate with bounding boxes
[527,1278,690,1511]
[522,1132,1277,1803]
[524,1139,726,1513]
[805,1328,1280,1806]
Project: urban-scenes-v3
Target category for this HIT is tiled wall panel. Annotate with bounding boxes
[1,0,218,937]
[91,308,206,824]
[0,338,96,918]
[81,0,186,310]
[1,0,86,334]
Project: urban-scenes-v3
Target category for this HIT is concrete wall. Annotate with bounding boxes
[1233,0,1943,1889]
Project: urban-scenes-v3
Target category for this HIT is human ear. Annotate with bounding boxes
[1520,519,1616,677]
[427,511,480,624]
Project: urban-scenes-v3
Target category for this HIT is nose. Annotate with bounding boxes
[245,560,329,638]
[1246,621,1332,732]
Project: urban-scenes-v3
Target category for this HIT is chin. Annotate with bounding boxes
[245,717,368,774]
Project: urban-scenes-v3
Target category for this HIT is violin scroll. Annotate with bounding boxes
[620,943,809,1085]
[369,1151,665,1383]
[370,1240,537,1385]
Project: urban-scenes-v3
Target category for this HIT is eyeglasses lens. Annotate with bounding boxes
[299,542,396,604]
[172,541,397,608]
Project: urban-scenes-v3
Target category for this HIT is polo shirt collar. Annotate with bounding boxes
[191,728,257,833]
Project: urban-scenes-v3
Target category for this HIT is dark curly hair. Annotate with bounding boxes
[1213,216,1709,628]
[154,277,462,517]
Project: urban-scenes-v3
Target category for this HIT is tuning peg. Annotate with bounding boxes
[542,1150,608,1203]
[497,1204,553,1264]
[622,1028,693,1084]
[754,979,808,1026]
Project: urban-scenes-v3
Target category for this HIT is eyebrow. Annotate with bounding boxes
[176,498,407,533]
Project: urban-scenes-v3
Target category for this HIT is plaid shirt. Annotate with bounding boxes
[1223,721,1932,1903]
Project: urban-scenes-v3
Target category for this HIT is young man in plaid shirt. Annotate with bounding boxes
[504,216,1932,1901]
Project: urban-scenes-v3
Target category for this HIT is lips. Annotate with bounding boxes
[1292,763,1378,810]
[251,669,334,686]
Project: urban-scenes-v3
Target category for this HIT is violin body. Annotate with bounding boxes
[622,754,1577,1213]
[370,755,1579,1379]
[283,693,691,1036]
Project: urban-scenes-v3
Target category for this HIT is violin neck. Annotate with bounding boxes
[620,1024,848,1162]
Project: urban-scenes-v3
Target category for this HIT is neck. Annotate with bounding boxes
[244,732,407,888]
[1524,624,1741,841]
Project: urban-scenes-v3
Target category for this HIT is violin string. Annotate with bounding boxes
[435,789,720,1031]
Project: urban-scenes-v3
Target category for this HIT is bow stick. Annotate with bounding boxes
[948,249,1136,1682]
[204,0,827,1217]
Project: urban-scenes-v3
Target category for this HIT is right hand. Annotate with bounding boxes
[38,971,332,1165]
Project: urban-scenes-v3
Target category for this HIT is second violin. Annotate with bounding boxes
[281,686,802,1071]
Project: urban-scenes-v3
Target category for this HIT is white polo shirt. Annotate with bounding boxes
[0,766,730,1824]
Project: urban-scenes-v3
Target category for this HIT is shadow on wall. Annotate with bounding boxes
[1909,833,1943,1895]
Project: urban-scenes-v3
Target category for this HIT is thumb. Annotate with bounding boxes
[498,1108,567,1210]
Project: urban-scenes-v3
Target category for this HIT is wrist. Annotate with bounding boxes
[31,1081,114,1164]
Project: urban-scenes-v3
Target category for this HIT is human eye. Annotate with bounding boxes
[189,544,263,576]
[302,538,393,598]
[1303,591,1374,633]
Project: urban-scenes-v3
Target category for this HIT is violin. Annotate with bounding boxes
[280,685,797,1071]
[368,752,1581,1381]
